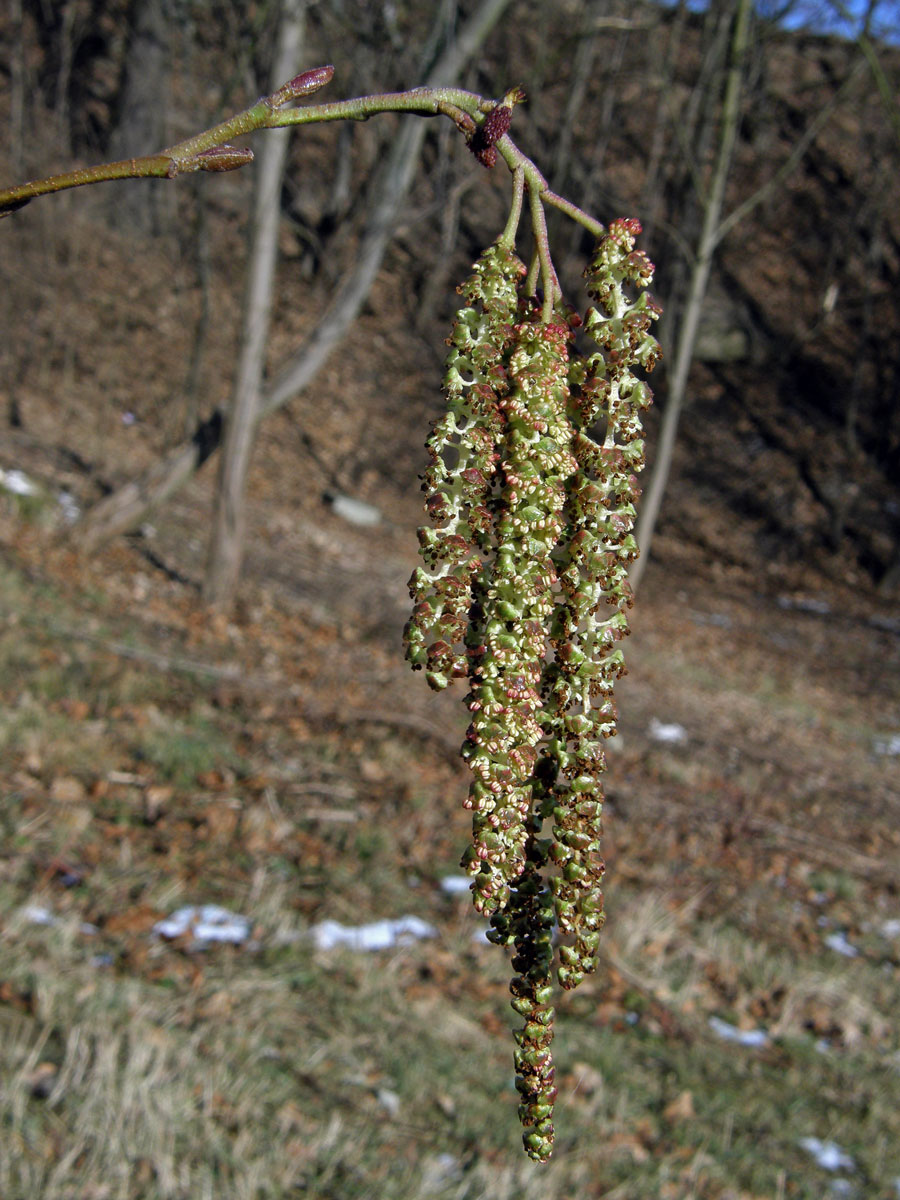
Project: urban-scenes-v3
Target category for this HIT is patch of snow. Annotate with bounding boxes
[873,734,900,757]
[153,904,251,945]
[58,491,81,522]
[824,931,858,958]
[880,918,900,939]
[648,717,688,744]
[376,1088,401,1118]
[0,467,38,496]
[22,903,55,926]
[799,1137,855,1172]
[311,915,436,952]
[325,492,382,527]
[440,875,471,895]
[708,1016,768,1047]
[420,1152,462,1192]
[22,905,98,938]
[777,594,831,614]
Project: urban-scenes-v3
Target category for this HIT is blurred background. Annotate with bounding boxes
[0,2,898,1197]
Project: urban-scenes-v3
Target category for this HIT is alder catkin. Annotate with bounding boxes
[405,220,660,1162]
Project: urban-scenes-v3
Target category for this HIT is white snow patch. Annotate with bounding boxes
[799,1137,855,1172]
[708,1016,768,1047]
[376,1088,401,1118]
[58,491,81,522]
[824,931,858,958]
[648,717,688,744]
[0,467,38,496]
[311,915,436,952]
[22,903,55,926]
[873,734,900,757]
[327,493,382,527]
[440,875,472,895]
[21,905,97,938]
[153,904,251,945]
[880,918,900,939]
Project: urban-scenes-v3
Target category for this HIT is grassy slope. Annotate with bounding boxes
[0,515,897,1200]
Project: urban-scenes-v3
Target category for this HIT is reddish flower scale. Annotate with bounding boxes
[405,220,660,1164]
[470,102,512,167]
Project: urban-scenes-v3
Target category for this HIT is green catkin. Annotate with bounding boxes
[404,242,525,691]
[461,304,578,917]
[404,219,660,1163]
[543,218,662,990]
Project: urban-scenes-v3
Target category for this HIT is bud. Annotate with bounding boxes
[270,65,334,109]
[193,145,254,172]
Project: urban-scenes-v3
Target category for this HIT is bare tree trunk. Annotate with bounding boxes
[9,0,25,181]
[639,0,688,251]
[549,1,606,195]
[53,1,78,151]
[260,0,511,415]
[74,0,512,555]
[630,0,752,592]
[202,0,307,608]
[107,0,170,235]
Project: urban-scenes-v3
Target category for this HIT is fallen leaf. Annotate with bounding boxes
[50,776,87,804]
[663,1089,695,1123]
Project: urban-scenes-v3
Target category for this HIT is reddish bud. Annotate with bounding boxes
[270,65,335,109]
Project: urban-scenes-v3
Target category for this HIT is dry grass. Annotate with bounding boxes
[1,536,898,1199]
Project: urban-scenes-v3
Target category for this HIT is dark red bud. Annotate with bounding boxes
[271,65,335,109]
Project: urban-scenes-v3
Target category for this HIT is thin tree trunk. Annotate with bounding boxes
[107,0,170,235]
[639,0,688,251]
[74,0,512,554]
[261,0,510,415]
[550,1,605,195]
[630,0,752,593]
[9,0,25,181]
[53,1,78,151]
[203,0,307,608]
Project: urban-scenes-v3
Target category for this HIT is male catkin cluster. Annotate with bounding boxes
[405,219,660,1162]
